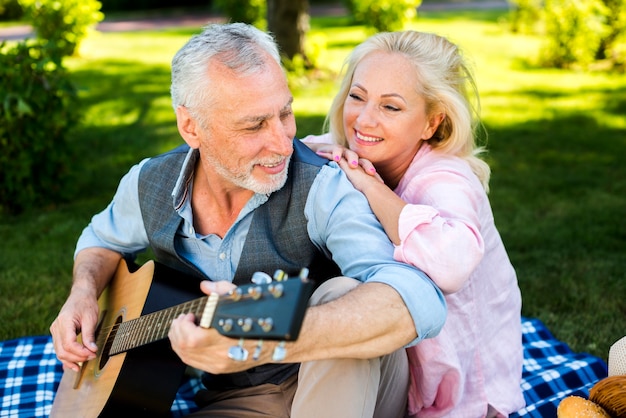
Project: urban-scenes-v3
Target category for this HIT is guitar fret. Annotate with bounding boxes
[149,309,163,342]
[137,315,149,347]
[109,296,209,356]
[125,319,136,351]
[131,317,141,349]
[125,317,136,351]
[110,322,127,354]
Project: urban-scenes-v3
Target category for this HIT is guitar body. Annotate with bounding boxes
[50,260,203,418]
[51,259,313,417]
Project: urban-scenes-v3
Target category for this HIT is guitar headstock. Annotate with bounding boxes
[201,268,314,341]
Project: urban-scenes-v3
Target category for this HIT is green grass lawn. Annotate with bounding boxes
[1,8,625,362]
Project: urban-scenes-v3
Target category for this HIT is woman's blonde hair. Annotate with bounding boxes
[325,30,491,190]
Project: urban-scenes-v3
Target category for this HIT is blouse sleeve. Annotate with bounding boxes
[300,133,333,144]
[393,168,485,294]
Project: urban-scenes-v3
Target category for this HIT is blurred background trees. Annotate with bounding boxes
[267,0,311,67]
[510,0,626,70]
[343,0,421,32]
[2,0,625,214]
[1,0,103,214]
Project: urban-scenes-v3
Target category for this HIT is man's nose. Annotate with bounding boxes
[267,120,294,155]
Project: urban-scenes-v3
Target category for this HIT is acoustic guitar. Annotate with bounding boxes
[50,259,313,417]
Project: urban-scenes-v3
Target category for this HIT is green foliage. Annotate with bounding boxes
[283,32,326,78]
[345,0,421,32]
[0,0,22,20]
[0,41,80,214]
[508,0,542,34]
[540,0,609,69]
[599,0,626,69]
[214,0,266,28]
[510,0,626,70]
[0,0,103,213]
[18,0,104,63]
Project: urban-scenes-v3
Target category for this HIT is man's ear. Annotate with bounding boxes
[176,105,201,149]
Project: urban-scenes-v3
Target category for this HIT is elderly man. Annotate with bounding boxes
[50,23,445,418]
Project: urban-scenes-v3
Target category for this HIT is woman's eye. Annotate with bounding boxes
[348,93,364,101]
[384,105,400,112]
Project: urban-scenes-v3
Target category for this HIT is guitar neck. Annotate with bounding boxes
[102,263,313,357]
[108,295,214,356]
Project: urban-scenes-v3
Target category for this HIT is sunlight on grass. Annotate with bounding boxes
[1,8,624,360]
[73,31,191,65]
[87,99,143,125]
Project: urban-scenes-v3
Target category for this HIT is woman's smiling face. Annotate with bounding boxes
[342,51,440,181]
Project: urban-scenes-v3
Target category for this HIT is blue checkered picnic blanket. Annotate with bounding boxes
[0,317,608,417]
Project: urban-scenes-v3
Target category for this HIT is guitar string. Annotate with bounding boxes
[98,297,208,353]
[94,289,282,354]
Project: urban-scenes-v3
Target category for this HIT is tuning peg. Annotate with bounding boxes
[253,340,263,361]
[229,287,243,302]
[248,285,263,300]
[272,341,287,361]
[238,317,253,332]
[258,317,274,332]
[227,339,248,362]
[273,269,287,281]
[218,318,233,333]
[251,271,272,285]
[268,283,284,298]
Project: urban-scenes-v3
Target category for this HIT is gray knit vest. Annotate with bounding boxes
[136,139,340,388]
[137,139,340,285]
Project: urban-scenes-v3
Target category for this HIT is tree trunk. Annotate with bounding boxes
[267,0,311,67]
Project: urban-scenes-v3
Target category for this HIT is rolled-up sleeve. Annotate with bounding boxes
[394,167,485,294]
[305,163,447,345]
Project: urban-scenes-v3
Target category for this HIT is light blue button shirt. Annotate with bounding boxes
[76,147,446,344]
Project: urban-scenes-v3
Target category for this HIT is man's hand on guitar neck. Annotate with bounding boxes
[200,279,237,296]
[169,312,284,374]
[169,277,268,374]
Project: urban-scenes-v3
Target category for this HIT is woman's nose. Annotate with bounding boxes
[356,103,378,128]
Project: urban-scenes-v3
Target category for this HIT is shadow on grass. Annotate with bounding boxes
[65,60,178,203]
[485,109,625,357]
[35,52,625,358]
[310,15,355,30]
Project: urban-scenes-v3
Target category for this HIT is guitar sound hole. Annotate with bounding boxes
[98,315,123,371]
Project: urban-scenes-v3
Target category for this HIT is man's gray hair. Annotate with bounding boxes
[170,23,282,117]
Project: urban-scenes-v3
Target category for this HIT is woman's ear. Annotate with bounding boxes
[176,105,201,149]
[422,112,446,140]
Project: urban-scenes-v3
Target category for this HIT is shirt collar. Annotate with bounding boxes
[170,147,270,217]
[172,147,198,211]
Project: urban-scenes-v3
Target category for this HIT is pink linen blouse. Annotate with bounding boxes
[303,135,525,417]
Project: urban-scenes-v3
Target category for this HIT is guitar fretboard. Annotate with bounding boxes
[108,296,210,355]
